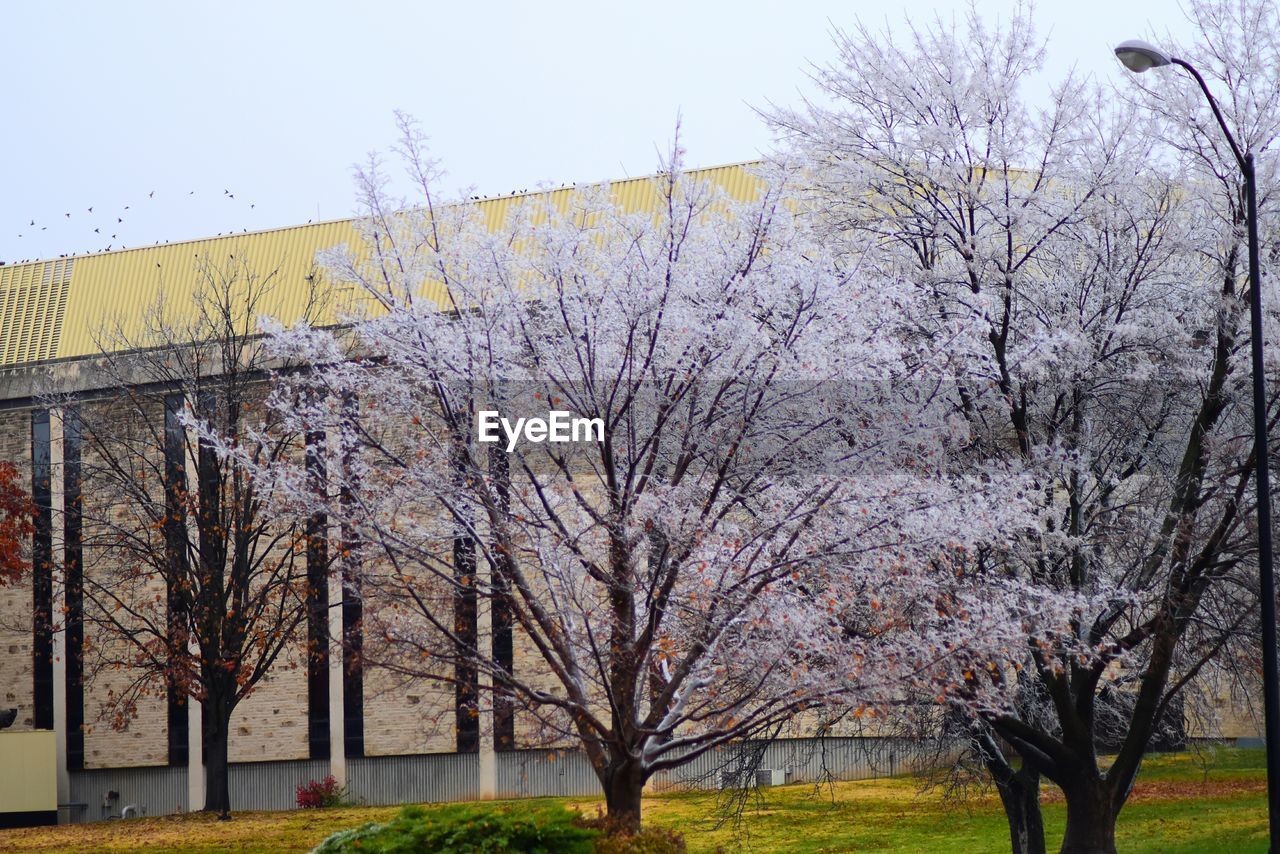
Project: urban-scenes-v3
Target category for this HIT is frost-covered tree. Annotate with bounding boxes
[771,3,1280,852]
[247,118,1017,833]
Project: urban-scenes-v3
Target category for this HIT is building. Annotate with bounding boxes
[0,161,1260,827]
[3,163,927,824]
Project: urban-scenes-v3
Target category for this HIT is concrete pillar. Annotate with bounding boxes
[326,432,347,789]
[183,403,205,812]
[48,409,69,823]
[187,693,203,810]
[327,567,346,788]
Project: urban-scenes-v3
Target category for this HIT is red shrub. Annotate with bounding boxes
[296,775,345,809]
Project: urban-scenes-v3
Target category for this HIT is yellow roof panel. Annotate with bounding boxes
[0,162,763,368]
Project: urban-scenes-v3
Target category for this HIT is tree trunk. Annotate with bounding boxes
[974,725,1045,854]
[1059,781,1116,854]
[993,767,1045,854]
[202,705,233,819]
[602,757,646,835]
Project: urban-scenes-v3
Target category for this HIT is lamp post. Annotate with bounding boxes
[1116,38,1280,850]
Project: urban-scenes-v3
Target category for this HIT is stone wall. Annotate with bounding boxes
[78,396,170,768]
[227,651,311,763]
[361,664,455,756]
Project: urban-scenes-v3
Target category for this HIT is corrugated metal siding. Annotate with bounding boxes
[61,736,947,824]
[67,765,187,823]
[0,259,72,366]
[495,748,599,798]
[0,163,763,367]
[65,759,330,823]
[648,736,951,792]
[57,220,363,361]
[347,752,479,805]
[471,161,764,232]
[228,758,331,812]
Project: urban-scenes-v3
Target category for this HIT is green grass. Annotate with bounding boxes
[622,747,1269,853]
[0,747,1268,853]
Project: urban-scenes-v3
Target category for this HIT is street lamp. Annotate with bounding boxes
[1116,37,1280,849]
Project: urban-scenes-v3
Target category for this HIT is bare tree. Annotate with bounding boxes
[50,257,332,817]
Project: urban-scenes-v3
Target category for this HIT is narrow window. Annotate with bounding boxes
[163,394,189,766]
[31,410,53,731]
[305,427,330,760]
[453,443,479,754]
[489,446,515,752]
[63,408,84,768]
[339,395,364,758]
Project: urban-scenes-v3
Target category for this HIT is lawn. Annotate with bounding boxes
[0,746,1267,853]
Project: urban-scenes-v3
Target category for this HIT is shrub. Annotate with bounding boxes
[310,803,599,853]
[591,826,687,854]
[296,775,346,809]
[573,810,687,854]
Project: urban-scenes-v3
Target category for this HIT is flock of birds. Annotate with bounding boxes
[3,181,580,268]
[0,187,279,267]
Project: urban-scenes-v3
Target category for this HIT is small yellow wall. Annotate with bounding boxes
[0,730,56,814]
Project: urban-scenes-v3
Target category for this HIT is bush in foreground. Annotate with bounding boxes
[310,803,599,853]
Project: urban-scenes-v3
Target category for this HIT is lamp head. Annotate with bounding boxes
[1115,39,1172,72]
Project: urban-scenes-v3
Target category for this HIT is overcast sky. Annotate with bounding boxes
[2,0,1200,264]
